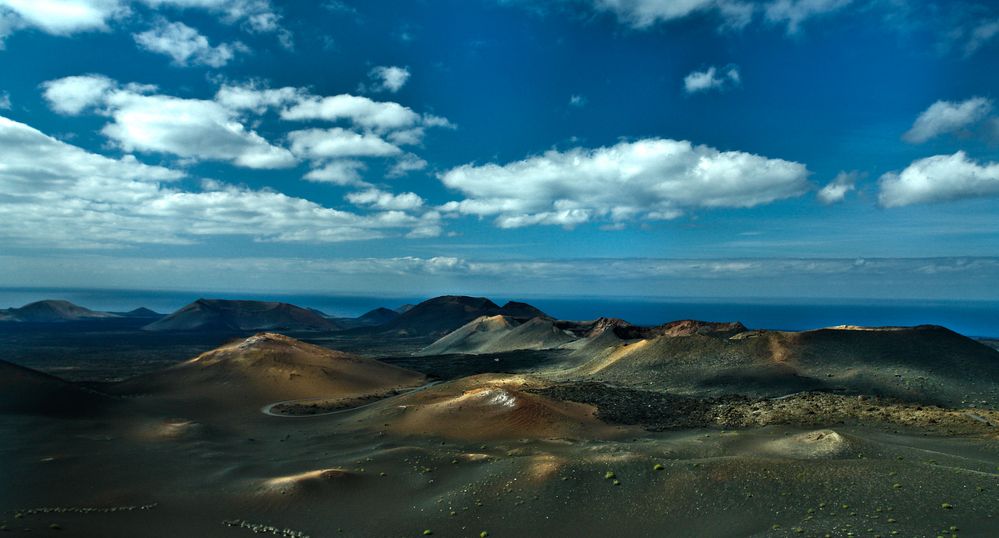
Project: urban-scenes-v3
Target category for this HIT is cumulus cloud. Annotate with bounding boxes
[134,19,245,67]
[903,97,993,143]
[213,83,454,140]
[0,114,439,247]
[765,0,853,34]
[0,0,126,37]
[303,160,368,186]
[42,74,296,168]
[282,93,424,131]
[140,0,288,40]
[40,74,115,115]
[210,82,452,182]
[590,0,754,30]
[683,65,740,94]
[439,138,809,229]
[388,153,428,177]
[214,83,304,113]
[817,171,858,204]
[366,65,411,93]
[878,151,999,207]
[0,0,288,46]
[346,188,425,211]
[288,128,401,159]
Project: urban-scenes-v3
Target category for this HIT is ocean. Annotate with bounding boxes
[1,287,997,338]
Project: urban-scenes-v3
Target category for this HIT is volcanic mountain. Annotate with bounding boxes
[143,299,340,332]
[0,299,118,322]
[120,307,163,318]
[114,333,425,408]
[329,307,401,329]
[0,359,110,416]
[363,373,628,441]
[355,307,401,325]
[419,315,746,356]
[376,295,548,338]
[417,315,577,356]
[572,324,999,406]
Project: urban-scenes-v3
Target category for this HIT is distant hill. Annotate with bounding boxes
[356,307,400,325]
[417,315,576,356]
[328,307,402,330]
[0,359,110,416]
[570,324,999,406]
[114,333,425,407]
[419,316,746,356]
[118,307,163,318]
[143,299,341,332]
[376,295,549,338]
[0,300,118,322]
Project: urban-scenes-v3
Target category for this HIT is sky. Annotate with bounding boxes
[0,0,998,300]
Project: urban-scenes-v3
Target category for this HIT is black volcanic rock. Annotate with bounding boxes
[377,295,549,337]
[0,300,117,322]
[143,299,341,332]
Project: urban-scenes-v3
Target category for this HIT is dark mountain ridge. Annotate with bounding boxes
[143,299,341,332]
[375,295,550,338]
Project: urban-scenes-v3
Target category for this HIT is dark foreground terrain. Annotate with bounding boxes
[1,296,997,537]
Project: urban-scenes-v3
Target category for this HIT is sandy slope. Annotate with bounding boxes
[355,373,632,441]
[0,359,110,416]
[417,315,576,355]
[112,333,425,408]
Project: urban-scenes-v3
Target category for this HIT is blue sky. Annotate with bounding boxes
[0,0,998,300]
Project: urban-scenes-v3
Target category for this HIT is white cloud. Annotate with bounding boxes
[139,0,285,34]
[288,127,401,160]
[0,0,288,46]
[0,114,439,247]
[134,19,245,67]
[0,0,126,36]
[174,81,450,181]
[569,94,587,107]
[346,188,425,211]
[40,73,115,115]
[878,151,999,207]
[281,93,424,132]
[903,97,993,144]
[214,83,302,113]
[684,65,740,94]
[765,0,853,34]
[0,91,10,109]
[439,138,809,229]
[816,170,858,204]
[303,160,368,186]
[388,153,428,177]
[42,75,295,169]
[215,83,454,140]
[591,0,754,30]
[367,65,411,93]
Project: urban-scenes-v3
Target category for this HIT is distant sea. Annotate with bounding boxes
[1,288,997,338]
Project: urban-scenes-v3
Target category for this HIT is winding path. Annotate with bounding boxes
[260,381,441,418]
